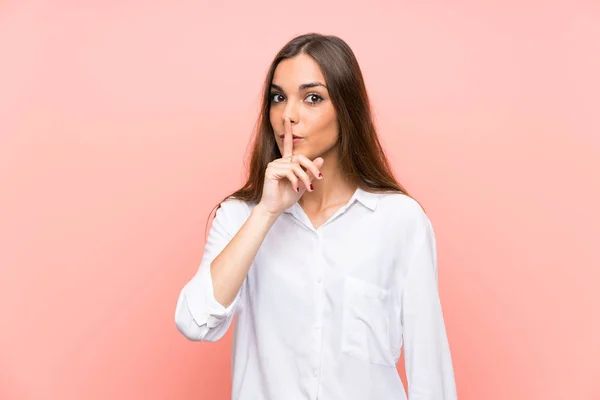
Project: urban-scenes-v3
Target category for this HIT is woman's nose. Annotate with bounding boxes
[283,103,298,124]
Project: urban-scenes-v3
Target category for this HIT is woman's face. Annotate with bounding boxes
[269,54,339,161]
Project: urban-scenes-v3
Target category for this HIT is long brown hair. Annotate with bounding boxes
[206,33,414,232]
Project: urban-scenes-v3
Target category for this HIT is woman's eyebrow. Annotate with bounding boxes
[270,82,328,92]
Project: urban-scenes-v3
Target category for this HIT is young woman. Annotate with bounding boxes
[175,33,458,400]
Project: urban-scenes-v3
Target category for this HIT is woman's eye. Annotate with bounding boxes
[306,94,323,105]
[271,93,284,103]
[270,93,323,105]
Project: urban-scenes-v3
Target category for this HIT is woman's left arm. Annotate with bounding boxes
[401,214,458,400]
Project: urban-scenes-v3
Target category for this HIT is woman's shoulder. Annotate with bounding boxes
[374,191,433,234]
[219,196,254,214]
[376,191,426,217]
[214,196,254,224]
[209,196,255,236]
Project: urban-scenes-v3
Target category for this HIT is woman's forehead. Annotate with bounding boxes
[272,55,326,89]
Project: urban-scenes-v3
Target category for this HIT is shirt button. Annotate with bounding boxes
[317,278,322,284]
[313,369,319,377]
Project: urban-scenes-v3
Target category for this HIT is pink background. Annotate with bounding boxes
[1,1,599,399]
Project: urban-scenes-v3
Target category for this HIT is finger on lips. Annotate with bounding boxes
[283,117,293,158]
[278,117,322,192]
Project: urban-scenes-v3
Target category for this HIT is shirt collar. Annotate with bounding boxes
[354,187,380,211]
[283,187,380,214]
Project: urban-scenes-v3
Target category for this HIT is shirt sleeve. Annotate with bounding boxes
[174,198,250,342]
[401,214,458,399]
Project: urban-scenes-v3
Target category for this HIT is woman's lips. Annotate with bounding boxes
[279,134,304,143]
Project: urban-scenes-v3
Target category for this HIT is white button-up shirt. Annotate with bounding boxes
[175,188,458,400]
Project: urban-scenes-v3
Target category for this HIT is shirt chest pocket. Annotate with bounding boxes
[341,275,396,368]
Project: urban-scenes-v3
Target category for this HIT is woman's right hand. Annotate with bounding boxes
[257,117,324,216]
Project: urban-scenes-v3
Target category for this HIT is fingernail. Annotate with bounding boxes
[310,184,314,191]
[297,186,299,192]
[318,172,323,178]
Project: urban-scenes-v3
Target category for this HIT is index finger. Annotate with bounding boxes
[282,117,294,158]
